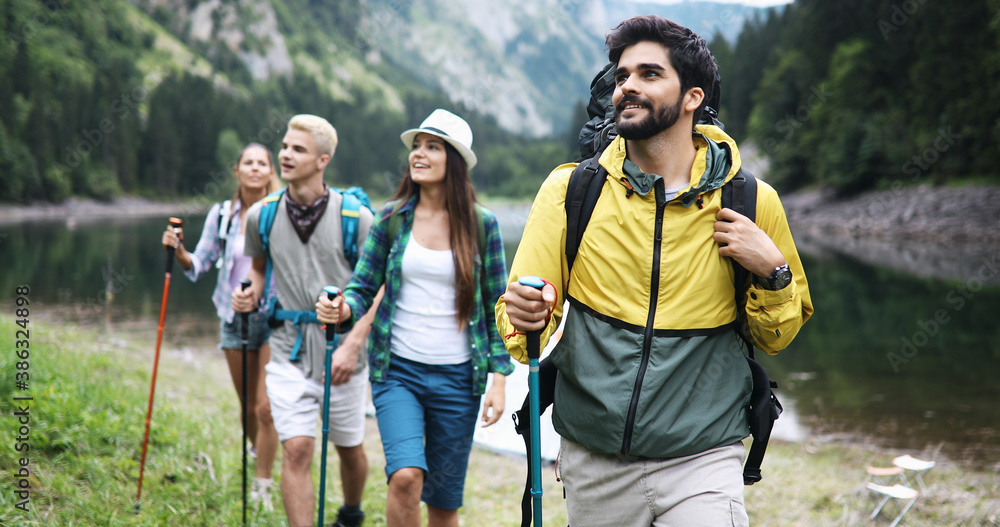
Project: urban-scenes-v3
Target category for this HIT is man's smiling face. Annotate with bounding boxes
[612,41,686,141]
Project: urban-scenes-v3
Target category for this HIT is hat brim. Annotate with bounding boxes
[400,128,478,171]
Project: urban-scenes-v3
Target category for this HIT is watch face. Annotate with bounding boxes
[769,265,792,290]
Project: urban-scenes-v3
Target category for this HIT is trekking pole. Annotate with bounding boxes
[318,286,342,527]
[240,279,252,526]
[519,276,546,527]
[136,217,183,510]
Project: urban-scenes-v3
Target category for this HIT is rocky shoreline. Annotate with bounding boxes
[783,184,1000,284]
[782,184,1000,243]
[3,184,999,283]
[0,197,211,225]
[6,183,999,234]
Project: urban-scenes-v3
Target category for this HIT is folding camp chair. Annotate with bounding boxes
[892,454,935,492]
[863,465,904,486]
[866,482,919,527]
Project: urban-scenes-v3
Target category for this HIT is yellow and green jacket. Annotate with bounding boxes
[496,125,813,458]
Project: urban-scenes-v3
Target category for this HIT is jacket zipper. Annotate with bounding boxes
[622,182,666,455]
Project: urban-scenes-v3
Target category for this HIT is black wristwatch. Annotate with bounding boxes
[754,264,792,291]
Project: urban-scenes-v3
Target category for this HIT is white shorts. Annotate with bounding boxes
[265,360,368,447]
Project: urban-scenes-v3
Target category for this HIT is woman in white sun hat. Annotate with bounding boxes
[317,108,514,526]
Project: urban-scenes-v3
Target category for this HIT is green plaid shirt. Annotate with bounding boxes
[344,195,514,395]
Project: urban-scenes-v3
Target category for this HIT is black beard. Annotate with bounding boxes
[615,94,684,140]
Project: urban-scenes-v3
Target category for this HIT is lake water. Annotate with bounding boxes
[1,207,998,464]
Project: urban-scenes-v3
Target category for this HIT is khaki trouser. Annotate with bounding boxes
[560,439,750,527]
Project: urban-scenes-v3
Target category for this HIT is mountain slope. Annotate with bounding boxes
[352,0,770,136]
[352,0,603,136]
[126,0,770,136]
[0,0,772,204]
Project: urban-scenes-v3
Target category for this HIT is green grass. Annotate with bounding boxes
[0,316,566,526]
[0,315,997,525]
[0,315,257,525]
[746,440,1000,526]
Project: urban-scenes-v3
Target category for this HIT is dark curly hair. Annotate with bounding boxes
[606,15,718,125]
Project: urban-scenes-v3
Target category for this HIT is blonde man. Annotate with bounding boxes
[234,114,376,527]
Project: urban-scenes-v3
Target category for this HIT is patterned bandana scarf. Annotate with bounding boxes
[283,186,330,243]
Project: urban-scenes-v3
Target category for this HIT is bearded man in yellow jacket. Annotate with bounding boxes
[496,15,813,527]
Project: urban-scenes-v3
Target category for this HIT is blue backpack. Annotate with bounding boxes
[257,186,373,360]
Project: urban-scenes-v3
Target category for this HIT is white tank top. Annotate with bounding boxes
[389,236,471,364]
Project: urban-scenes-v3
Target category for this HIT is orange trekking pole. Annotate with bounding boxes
[135,217,183,510]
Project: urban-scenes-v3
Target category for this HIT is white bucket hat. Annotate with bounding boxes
[400,109,478,170]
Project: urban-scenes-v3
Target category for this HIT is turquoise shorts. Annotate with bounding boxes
[371,354,480,510]
[219,311,271,350]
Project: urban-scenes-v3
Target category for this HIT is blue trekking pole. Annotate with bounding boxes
[318,286,342,527]
[519,276,546,526]
[239,279,252,526]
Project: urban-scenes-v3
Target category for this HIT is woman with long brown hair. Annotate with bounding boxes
[317,109,514,526]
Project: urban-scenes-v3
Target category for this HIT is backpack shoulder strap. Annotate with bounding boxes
[721,167,757,222]
[218,199,233,235]
[258,189,285,304]
[385,200,403,244]
[721,167,759,355]
[564,156,607,274]
[743,354,782,485]
[339,189,362,268]
[721,168,782,485]
[216,200,233,269]
[258,189,285,255]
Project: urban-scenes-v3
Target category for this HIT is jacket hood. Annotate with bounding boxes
[600,124,742,208]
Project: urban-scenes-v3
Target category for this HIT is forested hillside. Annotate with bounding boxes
[712,0,1000,195]
[1,0,997,204]
[0,0,577,204]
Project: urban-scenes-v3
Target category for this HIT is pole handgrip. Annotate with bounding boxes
[518,276,546,360]
[323,286,341,341]
[165,217,184,274]
[240,279,254,312]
